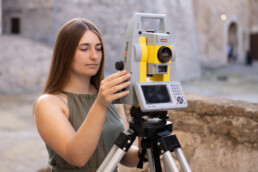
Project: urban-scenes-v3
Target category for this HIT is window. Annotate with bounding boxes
[11,17,20,34]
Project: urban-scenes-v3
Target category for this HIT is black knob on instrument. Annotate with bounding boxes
[115,61,124,71]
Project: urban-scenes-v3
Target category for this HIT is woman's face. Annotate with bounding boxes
[71,30,103,78]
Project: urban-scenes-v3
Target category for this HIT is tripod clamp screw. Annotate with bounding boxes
[114,129,136,152]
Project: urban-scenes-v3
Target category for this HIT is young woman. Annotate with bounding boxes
[34,18,140,171]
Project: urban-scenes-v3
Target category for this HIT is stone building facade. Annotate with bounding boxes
[193,0,258,66]
[1,0,53,43]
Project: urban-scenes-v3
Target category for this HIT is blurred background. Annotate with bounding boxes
[0,0,257,171]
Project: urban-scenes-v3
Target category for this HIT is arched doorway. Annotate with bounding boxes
[227,22,238,63]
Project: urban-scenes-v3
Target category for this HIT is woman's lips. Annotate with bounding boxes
[86,64,98,66]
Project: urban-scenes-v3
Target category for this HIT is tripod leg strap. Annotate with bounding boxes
[137,149,148,169]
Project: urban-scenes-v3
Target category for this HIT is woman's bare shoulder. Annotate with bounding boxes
[35,94,62,113]
[36,94,58,105]
[35,93,69,118]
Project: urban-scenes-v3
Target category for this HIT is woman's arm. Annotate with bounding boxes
[35,94,108,167]
[35,70,130,167]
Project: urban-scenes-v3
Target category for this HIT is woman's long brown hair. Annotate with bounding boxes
[43,18,105,94]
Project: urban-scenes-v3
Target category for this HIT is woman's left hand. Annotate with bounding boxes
[96,70,131,108]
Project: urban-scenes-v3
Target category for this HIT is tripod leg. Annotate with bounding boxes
[174,148,192,172]
[97,145,126,172]
[146,148,155,172]
[163,151,179,172]
[97,129,136,172]
[156,131,192,172]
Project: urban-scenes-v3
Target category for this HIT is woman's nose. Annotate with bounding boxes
[90,48,97,59]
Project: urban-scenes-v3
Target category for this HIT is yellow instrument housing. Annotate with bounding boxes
[138,36,172,82]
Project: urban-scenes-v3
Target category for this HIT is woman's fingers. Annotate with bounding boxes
[109,71,130,94]
[106,70,130,87]
[97,70,131,107]
[105,70,127,82]
[111,80,131,94]
[112,89,130,100]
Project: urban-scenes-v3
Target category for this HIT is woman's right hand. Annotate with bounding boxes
[96,70,131,108]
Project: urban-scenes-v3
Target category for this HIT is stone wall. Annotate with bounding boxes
[121,94,258,172]
[250,0,258,33]
[0,35,52,94]
[0,0,2,34]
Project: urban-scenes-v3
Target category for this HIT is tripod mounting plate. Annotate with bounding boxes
[129,118,172,138]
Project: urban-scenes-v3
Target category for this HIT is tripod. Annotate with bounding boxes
[97,107,192,172]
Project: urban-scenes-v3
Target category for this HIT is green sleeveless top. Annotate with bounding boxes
[46,91,125,172]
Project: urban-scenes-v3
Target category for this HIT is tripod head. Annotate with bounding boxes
[130,106,168,124]
[129,105,172,136]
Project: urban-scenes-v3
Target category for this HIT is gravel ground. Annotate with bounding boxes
[0,62,257,172]
[0,93,48,172]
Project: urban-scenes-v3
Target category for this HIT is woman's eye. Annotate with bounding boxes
[80,48,88,51]
[96,48,102,51]
[96,46,102,51]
